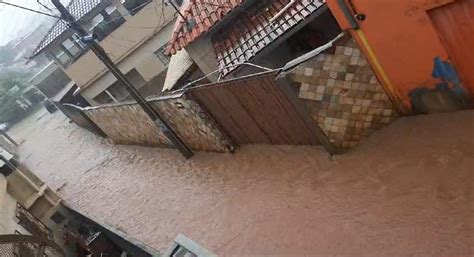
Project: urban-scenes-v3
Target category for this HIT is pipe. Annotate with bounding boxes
[337,0,359,29]
[270,0,296,23]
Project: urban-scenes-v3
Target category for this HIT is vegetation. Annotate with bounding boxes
[0,46,15,66]
[0,70,32,124]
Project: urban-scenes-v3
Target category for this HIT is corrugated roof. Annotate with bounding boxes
[162,49,194,92]
[166,0,246,55]
[213,0,325,77]
[32,0,104,57]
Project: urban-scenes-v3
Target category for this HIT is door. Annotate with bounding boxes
[428,0,474,96]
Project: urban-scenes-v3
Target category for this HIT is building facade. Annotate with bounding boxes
[32,0,184,106]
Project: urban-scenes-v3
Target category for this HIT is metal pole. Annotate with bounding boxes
[167,0,187,21]
[50,0,193,158]
[0,131,18,146]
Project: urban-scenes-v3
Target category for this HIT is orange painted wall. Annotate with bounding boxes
[326,0,462,113]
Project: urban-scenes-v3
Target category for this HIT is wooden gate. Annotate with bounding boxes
[188,71,337,153]
[428,0,474,95]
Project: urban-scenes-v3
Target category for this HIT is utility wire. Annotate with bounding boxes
[0,2,63,19]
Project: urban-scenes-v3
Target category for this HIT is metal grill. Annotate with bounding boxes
[16,203,53,240]
[0,235,64,257]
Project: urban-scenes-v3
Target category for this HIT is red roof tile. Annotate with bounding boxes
[167,0,245,55]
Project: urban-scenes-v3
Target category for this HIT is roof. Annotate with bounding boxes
[213,0,326,76]
[167,0,246,55]
[32,0,104,57]
[162,49,194,92]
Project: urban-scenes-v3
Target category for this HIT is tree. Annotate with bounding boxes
[0,45,15,66]
[0,70,31,124]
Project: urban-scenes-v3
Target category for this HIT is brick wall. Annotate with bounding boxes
[293,37,399,149]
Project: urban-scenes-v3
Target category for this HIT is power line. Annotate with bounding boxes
[0,2,63,19]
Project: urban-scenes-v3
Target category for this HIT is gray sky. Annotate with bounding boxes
[0,0,67,46]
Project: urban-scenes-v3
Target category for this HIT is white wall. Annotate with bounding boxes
[0,175,29,234]
[185,34,219,82]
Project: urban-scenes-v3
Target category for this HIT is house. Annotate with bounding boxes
[325,0,474,113]
[165,0,399,149]
[31,0,186,106]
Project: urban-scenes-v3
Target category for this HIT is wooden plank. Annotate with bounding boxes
[228,78,289,144]
[219,82,273,144]
[191,85,271,145]
[259,78,318,145]
[242,78,299,144]
[190,89,247,144]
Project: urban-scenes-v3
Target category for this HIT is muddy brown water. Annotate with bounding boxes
[9,110,474,256]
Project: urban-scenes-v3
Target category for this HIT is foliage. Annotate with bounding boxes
[0,45,15,66]
[0,70,31,124]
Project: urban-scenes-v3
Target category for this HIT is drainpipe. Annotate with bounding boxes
[337,0,359,29]
[270,0,296,23]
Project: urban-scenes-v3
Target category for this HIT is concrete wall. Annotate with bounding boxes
[185,34,219,82]
[64,0,177,104]
[29,62,72,99]
[326,0,472,113]
[0,174,29,234]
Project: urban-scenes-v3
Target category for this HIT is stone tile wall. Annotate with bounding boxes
[84,94,234,153]
[293,37,399,149]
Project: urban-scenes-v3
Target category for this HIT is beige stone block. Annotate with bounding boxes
[369,76,378,84]
[316,86,325,93]
[350,57,359,65]
[352,49,361,57]
[304,68,314,76]
[335,46,345,55]
[344,47,354,56]
[315,93,324,101]
[327,79,336,87]
[343,81,352,89]
[301,83,310,91]
[345,73,355,81]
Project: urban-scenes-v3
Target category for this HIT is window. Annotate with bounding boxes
[88,5,126,41]
[171,0,185,7]
[121,0,152,15]
[94,90,116,105]
[94,69,145,105]
[155,45,170,66]
[63,38,81,56]
[49,36,85,67]
[51,47,71,66]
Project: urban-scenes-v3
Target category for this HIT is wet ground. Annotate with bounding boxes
[9,109,474,256]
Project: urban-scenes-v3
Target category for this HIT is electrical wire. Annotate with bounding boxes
[0,2,63,19]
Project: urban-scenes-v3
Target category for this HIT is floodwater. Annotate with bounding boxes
[9,109,474,256]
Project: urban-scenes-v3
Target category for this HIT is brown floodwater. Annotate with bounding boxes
[9,109,474,256]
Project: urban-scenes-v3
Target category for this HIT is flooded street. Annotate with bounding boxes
[9,109,474,256]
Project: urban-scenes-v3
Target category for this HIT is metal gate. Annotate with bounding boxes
[188,71,337,153]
